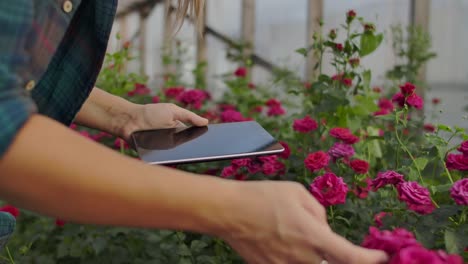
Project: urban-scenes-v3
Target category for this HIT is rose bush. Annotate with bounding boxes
[2,11,467,263]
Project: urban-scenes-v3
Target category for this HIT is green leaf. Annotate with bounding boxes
[408,167,419,181]
[190,240,208,253]
[430,183,452,194]
[360,33,383,57]
[414,157,428,171]
[362,70,372,89]
[437,124,454,133]
[295,48,309,57]
[445,229,462,254]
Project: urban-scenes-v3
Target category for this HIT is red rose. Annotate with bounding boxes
[458,140,468,156]
[152,96,160,103]
[373,87,382,93]
[328,29,337,40]
[349,57,360,67]
[279,141,291,159]
[234,67,247,78]
[259,155,285,176]
[423,123,436,132]
[346,10,357,22]
[446,153,468,171]
[0,205,20,218]
[397,181,435,215]
[221,110,247,123]
[309,172,348,206]
[114,138,129,150]
[372,170,404,190]
[164,87,185,98]
[362,227,421,255]
[329,127,360,144]
[342,78,353,87]
[349,159,369,174]
[400,82,416,96]
[373,108,391,116]
[335,43,344,51]
[55,219,66,227]
[293,116,318,133]
[267,105,286,116]
[305,151,330,172]
[128,83,151,96]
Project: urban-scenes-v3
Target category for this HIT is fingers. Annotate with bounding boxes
[171,105,209,127]
[317,231,388,264]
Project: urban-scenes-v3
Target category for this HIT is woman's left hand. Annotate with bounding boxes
[120,103,209,141]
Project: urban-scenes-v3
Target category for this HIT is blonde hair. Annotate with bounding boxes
[174,0,205,34]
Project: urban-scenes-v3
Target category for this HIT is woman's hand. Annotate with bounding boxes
[120,103,208,141]
[221,181,388,264]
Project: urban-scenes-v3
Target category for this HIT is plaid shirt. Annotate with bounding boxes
[0,0,117,248]
[0,0,117,157]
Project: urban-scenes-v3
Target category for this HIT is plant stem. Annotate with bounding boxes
[394,114,425,185]
[6,247,15,264]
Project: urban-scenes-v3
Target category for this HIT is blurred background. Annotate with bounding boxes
[110,0,467,130]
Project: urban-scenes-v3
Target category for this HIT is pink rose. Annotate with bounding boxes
[450,178,468,205]
[435,250,464,264]
[234,67,247,77]
[378,98,394,111]
[328,142,355,160]
[362,227,421,255]
[389,247,443,264]
[397,181,435,215]
[372,170,404,190]
[309,173,348,206]
[446,153,468,171]
[457,140,468,156]
[114,138,129,150]
[400,82,416,96]
[373,108,391,116]
[406,93,424,109]
[424,123,436,133]
[392,92,406,107]
[152,96,160,103]
[279,141,291,159]
[329,127,360,144]
[259,155,285,176]
[335,43,344,51]
[305,151,330,172]
[374,212,391,227]
[176,89,207,110]
[128,83,151,96]
[352,178,372,199]
[231,158,252,168]
[342,78,353,87]
[220,110,247,123]
[293,116,318,133]
[267,105,286,116]
[247,161,262,174]
[349,159,369,174]
[221,165,237,178]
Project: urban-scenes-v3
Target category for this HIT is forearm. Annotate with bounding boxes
[0,115,236,236]
[74,88,139,138]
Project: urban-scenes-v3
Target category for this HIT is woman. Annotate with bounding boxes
[0,1,388,263]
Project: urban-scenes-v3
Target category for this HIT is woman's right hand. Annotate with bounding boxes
[219,181,388,264]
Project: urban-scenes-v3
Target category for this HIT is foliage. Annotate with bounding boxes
[2,10,467,264]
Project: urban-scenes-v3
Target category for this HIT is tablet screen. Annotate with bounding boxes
[132,121,284,165]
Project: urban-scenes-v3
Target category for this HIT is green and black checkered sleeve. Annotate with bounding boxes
[0,1,37,158]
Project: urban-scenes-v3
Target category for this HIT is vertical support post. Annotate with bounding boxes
[241,0,256,74]
[410,0,430,96]
[305,0,324,80]
[196,2,207,83]
[139,7,152,75]
[163,0,173,49]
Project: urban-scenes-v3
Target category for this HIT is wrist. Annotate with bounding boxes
[109,100,141,140]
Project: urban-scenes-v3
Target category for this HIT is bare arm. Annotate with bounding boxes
[0,115,232,235]
[74,88,208,140]
[0,115,387,263]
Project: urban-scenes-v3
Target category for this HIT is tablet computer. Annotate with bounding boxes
[131,121,284,165]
